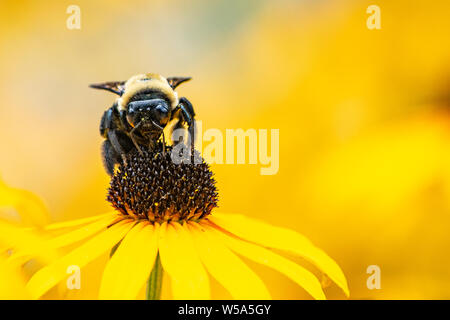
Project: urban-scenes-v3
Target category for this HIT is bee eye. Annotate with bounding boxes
[127,103,139,115]
[153,104,169,124]
[154,104,168,114]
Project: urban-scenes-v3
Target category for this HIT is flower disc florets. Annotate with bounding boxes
[107,145,218,223]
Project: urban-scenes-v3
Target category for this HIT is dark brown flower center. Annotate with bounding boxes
[107,145,218,223]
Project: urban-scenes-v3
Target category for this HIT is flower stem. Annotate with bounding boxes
[146,253,163,300]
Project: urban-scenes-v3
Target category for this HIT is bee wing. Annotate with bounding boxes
[89,81,126,96]
[167,77,192,89]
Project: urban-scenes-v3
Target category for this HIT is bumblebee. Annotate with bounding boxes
[90,73,195,175]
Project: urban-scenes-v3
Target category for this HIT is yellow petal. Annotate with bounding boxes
[0,220,57,264]
[26,220,133,299]
[0,256,29,299]
[0,182,49,227]
[99,222,158,299]
[209,213,349,297]
[43,212,118,231]
[188,222,271,300]
[159,222,210,299]
[8,215,118,267]
[208,225,326,300]
[46,215,119,249]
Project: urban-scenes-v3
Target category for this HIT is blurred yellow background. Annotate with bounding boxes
[0,0,449,299]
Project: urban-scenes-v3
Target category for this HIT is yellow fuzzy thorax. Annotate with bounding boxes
[117,73,178,111]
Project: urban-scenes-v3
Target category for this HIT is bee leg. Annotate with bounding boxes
[188,120,195,163]
[101,140,119,176]
[178,97,196,164]
[170,119,185,146]
[150,120,166,154]
[130,134,143,155]
[161,130,166,155]
[129,124,143,155]
[107,130,128,166]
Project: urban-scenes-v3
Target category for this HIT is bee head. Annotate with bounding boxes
[126,98,170,132]
[90,73,192,133]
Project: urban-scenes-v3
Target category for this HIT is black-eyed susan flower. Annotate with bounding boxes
[26,147,349,300]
